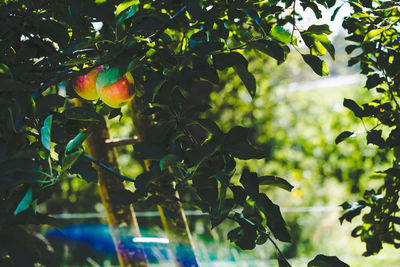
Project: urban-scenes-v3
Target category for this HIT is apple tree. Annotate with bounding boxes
[0,0,358,266]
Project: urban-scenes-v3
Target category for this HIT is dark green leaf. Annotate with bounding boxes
[365,74,382,89]
[234,65,256,98]
[367,130,385,147]
[160,154,181,170]
[384,168,400,177]
[70,155,98,183]
[307,24,332,35]
[339,202,365,224]
[308,254,349,267]
[62,150,83,171]
[249,40,285,63]
[225,126,249,144]
[231,185,247,205]
[213,52,248,70]
[302,54,329,76]
[335,131,354,144]
[258,175,294,191]
[240,168,259,198]
[36,94,65,114]
[343,98,364,118]
[256,193,291,242]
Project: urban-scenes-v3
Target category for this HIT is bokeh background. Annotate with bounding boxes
[35,6,400,266]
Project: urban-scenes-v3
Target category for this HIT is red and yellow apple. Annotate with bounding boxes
[73,66,104,100]
[96,72,135,108]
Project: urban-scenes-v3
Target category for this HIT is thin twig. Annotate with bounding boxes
[267,235,292,267]
[291,0,297,45]
[83,154,136,182]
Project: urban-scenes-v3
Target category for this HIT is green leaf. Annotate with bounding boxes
[65,132,91,153]
[41,115,53,151]
[115,0,138,16]
[234,65,256,98]
[117,4,137,26]
[14,188,33,216]
[222,142,265,160]
[213,52,248,70]
[343,98,364,118]
[256,193,291,242]
[231,185,247,205]
[307,24,332,35]
[308,254,349,267]
[314,34,335,60]
[0,63,12,77]
[367,130,385,147]
[258,176,294,192]
[61,149,83,171]
[96,67,121,87]
[160,154,181,170]
[240,168,259,198]
[225,126,249,144]
[70,155,98,183]
[363,28,385,42]
[270,26,292,43]
[302,54,329,77]
[335,131,354,144]
[384,167,400,177]
[365,74,382,89]
[339,202,365,224]
[249,40,285,63]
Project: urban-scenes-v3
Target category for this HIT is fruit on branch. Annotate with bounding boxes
[96,72,135,108]
[73,66,104,100]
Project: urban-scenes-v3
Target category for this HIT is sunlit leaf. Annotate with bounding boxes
[41,115,53,151]
[14,188,33,216]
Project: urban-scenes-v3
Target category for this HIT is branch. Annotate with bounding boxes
[105,137,139,147]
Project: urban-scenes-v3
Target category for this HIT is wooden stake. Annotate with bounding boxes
[77,100,148,267]
[129,97,199,267]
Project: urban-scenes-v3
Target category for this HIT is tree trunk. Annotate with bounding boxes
[81,100,148,267]
[129,97,199,267]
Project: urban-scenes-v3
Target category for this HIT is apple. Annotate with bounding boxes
[73,66,104,100]
[96,72,135,108]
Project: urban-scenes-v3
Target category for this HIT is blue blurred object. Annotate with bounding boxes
[45,224,172,265]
